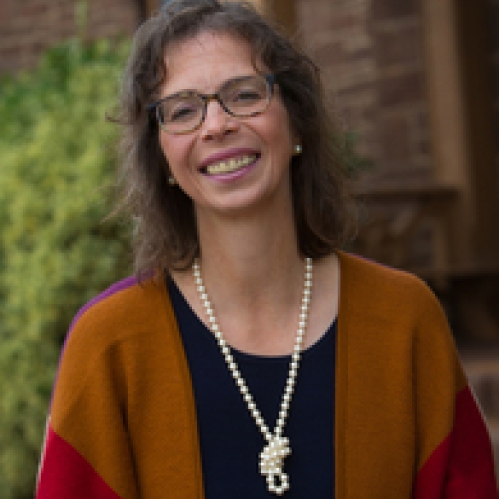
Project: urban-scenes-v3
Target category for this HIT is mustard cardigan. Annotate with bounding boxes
[36,251,499,498]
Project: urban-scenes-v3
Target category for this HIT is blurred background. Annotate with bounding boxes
[0,0,498,496]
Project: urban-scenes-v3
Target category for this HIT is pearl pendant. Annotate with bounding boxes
[259,436,291,495]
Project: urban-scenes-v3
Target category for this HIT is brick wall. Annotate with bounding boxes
[0,0,140,75]
[296,0,432,187]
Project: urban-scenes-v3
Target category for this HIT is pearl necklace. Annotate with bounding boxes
[192,258,313,495]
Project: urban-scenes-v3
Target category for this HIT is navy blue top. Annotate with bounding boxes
[167,277,336,498]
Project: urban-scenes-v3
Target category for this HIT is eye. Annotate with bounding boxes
[233,88,263,102]
[170,104,197,121]
[222,76,268,109]
[161,94,201,123]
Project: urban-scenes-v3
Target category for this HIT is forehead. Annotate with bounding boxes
[161,31,262,95]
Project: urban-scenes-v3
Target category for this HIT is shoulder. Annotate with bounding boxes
[337,250,438,311]
[51,274,180,415]
[63,274,175,359]
[336,251,453,348]
[336,251,463,381]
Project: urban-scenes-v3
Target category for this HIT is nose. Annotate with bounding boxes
[201,99,238,140]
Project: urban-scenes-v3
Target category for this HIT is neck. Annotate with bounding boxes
[196,200,302,291]
[189,203,305,354]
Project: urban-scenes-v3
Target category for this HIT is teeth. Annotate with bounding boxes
[206,155,256,175]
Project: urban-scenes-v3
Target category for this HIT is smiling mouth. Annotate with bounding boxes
[204,154,258,175]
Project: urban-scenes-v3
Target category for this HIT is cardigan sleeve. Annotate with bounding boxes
[412,283,498,499]
[35,276,205,499]
[35,306,140,499]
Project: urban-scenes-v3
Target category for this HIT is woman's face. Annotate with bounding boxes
[157,31,297,220]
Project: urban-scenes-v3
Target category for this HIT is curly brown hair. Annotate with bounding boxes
[115,0,357,274]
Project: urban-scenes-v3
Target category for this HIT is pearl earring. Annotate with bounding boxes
[168,175,177,186]
[293,144,302,155]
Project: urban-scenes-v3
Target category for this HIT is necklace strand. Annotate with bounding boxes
[192,258,313,495]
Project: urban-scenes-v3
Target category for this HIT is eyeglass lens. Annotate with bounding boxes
[157,74,271,133]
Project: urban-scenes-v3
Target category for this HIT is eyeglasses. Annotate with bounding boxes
[147,73,275,134]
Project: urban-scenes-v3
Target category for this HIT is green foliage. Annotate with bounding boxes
[0,38,131,499]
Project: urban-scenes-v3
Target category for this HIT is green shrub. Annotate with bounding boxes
[0,38,131,499]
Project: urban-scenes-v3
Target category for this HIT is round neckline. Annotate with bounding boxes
[166,274,336,363]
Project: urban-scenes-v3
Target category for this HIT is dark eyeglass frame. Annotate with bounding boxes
[147,73,276,134]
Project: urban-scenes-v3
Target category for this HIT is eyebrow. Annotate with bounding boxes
[160,73,261,100]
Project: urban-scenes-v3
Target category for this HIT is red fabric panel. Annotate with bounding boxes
[36,426,122,499]
[414,386,499,499]
[413,432,452,499]
[444,386,498,498]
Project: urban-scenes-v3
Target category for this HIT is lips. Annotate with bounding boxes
[205,155,257,175]
[200,149,260,176]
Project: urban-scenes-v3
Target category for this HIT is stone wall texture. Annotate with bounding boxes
[296,0,499,272]
[0,0,140,75]
[295,0,431,186]
[294,0,499,186]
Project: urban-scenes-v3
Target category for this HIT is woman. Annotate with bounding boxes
[36,0,498,498]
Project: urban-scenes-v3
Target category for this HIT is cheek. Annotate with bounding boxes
[158,132,172,163]
[270,105,295,152]
[272,123,294,159]
[158,133,190,174]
